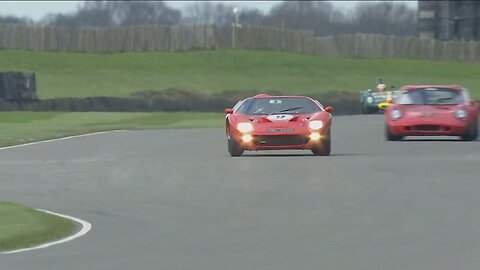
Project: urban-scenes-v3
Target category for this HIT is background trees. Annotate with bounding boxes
[1,1,417,36]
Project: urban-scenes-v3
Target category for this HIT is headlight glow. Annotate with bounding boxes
[241,134,253,143]
[308,120,324,130]
[391,109,402,120]
[366,96,374,103]
[310,132,321,141]
[455,109,467,119]
[237,122,253,133]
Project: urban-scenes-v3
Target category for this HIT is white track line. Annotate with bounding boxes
[1,209,92,255]
[0,130,119,254]
[0,130,124,151]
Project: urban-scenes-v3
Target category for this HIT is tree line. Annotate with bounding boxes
[0,1,417,36]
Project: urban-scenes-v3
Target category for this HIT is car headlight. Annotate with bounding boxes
[237,122,253,133]
[366,96,374,103]
[391,109,402,120]
[455,109,467,119]
[308,120,324,130]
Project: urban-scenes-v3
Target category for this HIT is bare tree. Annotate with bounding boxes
[109,1,181,26]
[262,1,416,36]
[183,2,217,25]
[43,1,114,27]
[39,0,417,37]
[212,3,235,26]
[263,1,335,35]
[43,0,181,27]
[239,8,265,26]
[182,2,239,25]
[346,2,417,36]
[0,15,30,25]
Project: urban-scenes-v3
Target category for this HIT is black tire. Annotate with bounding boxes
[385,125,403,141]
[228,137,244,157]
[311,131,331,156]
[362,104,378,114]
[473,124,479,141]
[361,103,371,114]
[460,124,478,141]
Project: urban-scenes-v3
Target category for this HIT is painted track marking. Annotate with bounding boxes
[0,130,119,254]
[1,209,92,255]
[0,130,124,151]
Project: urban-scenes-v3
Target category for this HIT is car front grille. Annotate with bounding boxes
[254,135,308,146]
[414,125,441,131]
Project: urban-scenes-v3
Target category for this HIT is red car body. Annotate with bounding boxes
[225,94,333,156]
[385,85,479,141]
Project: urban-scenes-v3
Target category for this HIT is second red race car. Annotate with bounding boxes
[225,94,334,156]
[385,85,479,141]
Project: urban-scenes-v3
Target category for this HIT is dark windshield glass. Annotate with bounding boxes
[397,88,465,105]
[237,97,321,115]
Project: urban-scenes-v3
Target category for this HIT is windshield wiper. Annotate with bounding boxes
[269,106,303,115]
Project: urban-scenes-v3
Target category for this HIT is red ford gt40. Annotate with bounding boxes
[225,94,333,156]
[385,85,479,141]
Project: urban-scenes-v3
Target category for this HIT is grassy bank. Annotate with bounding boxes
[0,112,224,147]
[0,201,76,252]
[1,50,479,99]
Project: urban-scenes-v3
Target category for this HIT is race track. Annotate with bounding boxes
[1,115,480,270]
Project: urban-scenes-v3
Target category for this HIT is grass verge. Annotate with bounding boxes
[1,49,479,99]
[0,112,224,147]
[0,201,76,252]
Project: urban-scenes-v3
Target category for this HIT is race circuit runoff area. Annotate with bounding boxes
[0,132,114,254]
[0,115,479,270]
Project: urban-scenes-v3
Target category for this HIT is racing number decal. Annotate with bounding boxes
[267,114,294,121]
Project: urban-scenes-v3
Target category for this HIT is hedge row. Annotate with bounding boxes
[0,88,362,115]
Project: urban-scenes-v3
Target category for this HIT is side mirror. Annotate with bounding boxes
[225,108,233,114]
[324,106,334,113]
[391,86,395,89]
[469,99,476,106]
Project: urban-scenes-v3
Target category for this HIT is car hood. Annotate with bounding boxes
[400,104,463,118]
[249,113,315,124]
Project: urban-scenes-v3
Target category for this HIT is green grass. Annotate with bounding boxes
[0,112,224,147]
[1,49,479,99]
[0,201,76,252]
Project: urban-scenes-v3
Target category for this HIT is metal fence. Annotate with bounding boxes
[0,23,479,61]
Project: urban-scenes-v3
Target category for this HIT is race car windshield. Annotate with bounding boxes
[397,88,466,105]
[237,97,321,115]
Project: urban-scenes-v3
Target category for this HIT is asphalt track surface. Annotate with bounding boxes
[1,115,479,270]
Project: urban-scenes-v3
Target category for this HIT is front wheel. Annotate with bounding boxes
[311,131,331,156]
[385,125,403,141]
[228,136,244,157]
[361,103,371,114]
[460,124,478,141]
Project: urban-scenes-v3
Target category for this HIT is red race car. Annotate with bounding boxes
[385,85,479,141]
[225,94,334,156]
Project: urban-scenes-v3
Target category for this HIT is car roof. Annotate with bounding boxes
[400,85,464,91]
[251,94,311,99]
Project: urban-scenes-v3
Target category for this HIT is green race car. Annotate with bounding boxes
[360,89,399,114]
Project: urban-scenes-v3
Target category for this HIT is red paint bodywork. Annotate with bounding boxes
[226,95,333,151]
[385,85,479,137]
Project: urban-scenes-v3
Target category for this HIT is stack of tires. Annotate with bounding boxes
[0,72,38,101]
